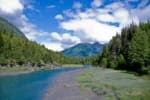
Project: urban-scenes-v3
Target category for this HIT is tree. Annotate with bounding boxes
[100,58,108,67]
[128,29,149,72]
[93,22,150,74]
[0,33,4,53]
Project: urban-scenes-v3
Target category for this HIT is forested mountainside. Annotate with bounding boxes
[0,17,26,38]
[0,17,93,67]
[0,17,82,67]
[62,42,105,57]
[93,22,150,74]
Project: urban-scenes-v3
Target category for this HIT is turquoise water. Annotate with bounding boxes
[0,67,83,100]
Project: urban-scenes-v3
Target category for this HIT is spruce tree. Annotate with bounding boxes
[128,29,149,72]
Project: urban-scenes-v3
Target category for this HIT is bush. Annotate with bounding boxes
[100,58,108,67]
[108,61,118,69]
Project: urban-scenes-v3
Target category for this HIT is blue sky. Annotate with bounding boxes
[0,0,150,51]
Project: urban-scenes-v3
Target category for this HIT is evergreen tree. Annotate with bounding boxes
[128,29,149,73]
[93,22,150,74]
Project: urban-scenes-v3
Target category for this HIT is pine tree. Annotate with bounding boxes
[0,33,4,53]
[128,29,149,72]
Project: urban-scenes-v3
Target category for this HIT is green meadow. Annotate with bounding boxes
[77,67,150,100]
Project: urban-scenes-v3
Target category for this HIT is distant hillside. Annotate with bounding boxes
[0,17,26,38]
[0,17,66,67]
[62,42,105,57]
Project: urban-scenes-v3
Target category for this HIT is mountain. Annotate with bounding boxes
[62,42,105,57]
[0,17,26,38]
[0,17,66,66]
[0,17,89,67]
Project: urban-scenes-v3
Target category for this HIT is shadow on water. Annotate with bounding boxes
[0,66,87,100]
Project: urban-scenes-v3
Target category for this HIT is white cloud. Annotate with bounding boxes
[41,32,81,51]
[60,33,81,45]
[55,14,64,20]
[60,1,145,44]
[73,2,82,9]
[47,5,56,9]
[63,9,77,18]
[131,4,150,22]
[28,0,149,51]
[77,11,95,19]
[114,8,131,26]
[96,13,116,22]
[91,0,102,8]
[26,4,40,13]
[105,2,124,10]
[0,0,149,51]
[0,0,48,40]
[138,0,149,8]
[0,0,23,14]
[61,18,120,43]
[51,32,81,43]
[21,24,49,40]
[50,32,81,49]
[41,42,63,51]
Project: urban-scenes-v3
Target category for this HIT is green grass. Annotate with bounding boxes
[77,67,150,100]
[0,64,84,73]
[0,66,53,73]
[0,66,32,72]
[62,64,84,68]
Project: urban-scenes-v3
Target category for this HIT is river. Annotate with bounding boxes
[0,67,83,100]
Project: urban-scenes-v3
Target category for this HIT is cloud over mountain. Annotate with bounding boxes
[0,0,149,51]
[0,0,48,40]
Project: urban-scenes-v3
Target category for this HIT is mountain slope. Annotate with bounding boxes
[0,17,26,38]
[0,17,66,66]
[62,42,105,57]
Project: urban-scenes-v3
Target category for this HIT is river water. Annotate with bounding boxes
[0,67,83,100]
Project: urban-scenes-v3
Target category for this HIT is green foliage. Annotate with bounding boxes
[93,22,150,75]
[100,58,108,67]
[0,31,83,66]
[0,17,26,38]
[0,18,70,67]
[77,68,150,100]
[0,17,91,67]
[108,61,118,69]
[128,28,149,73]
[116,54,126,68]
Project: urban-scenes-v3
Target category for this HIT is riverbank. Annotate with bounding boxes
[0,65,85,76]
[0,66,33,76]
[62,64,84,68]
[0,66,55,76]
[0,70,33,76]
[43,68,102,100]
[77,67,150,100]
[0,67,73,100]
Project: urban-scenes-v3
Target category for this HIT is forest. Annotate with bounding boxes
[0,17,150,75]
[0,17,88,67]
[93,22,150,75]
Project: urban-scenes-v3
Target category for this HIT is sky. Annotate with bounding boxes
[0,0,150,51]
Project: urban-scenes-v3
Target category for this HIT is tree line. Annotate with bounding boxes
[0,31,89,67]
[0,17,89,67]
[93,22,150,74]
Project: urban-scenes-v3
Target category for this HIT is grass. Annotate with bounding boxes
[62,64,84,68]
[0,64,84,73]
[0,66,54,73]
[77,67,150,100]
[0,66,32,72]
